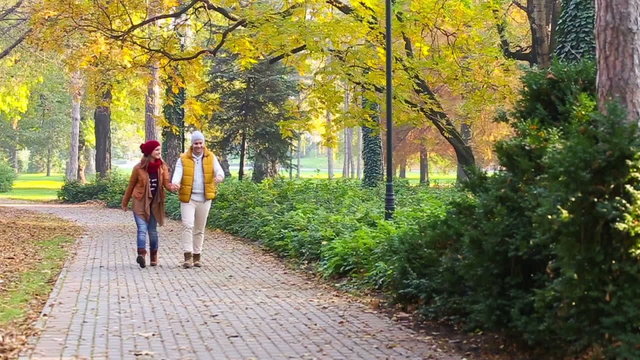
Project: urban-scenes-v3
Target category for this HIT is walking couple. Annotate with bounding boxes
[121,131,225,269]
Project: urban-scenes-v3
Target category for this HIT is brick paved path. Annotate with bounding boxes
[10,203,463,360]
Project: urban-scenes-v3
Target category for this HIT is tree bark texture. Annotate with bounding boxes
[419,145,429,185]
[162,84,185,175]
[145,63,161,141]
[251,153,278,182]
[527,0,561,67]
[596,0,640,122]
[456,123,472,182]
[94,88,112,178]
[327,111,334,180]
[66,71,83,181]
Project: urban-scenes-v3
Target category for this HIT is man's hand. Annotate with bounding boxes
[169,183,180,192]
[215,176,224,183]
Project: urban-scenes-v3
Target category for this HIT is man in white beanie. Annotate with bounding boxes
[171,130,225,268]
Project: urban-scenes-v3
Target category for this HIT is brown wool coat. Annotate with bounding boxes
[121,162,171,226]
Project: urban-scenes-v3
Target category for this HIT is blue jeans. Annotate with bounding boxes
[133,212,158,251]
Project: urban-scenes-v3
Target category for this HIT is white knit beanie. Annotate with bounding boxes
[191,131,205,143]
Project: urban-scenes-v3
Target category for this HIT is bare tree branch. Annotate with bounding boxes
[0,28,30,59]
[0,0,24,21]
[512,1,527,12]
[493,9,533,64]
[268,44,307,64]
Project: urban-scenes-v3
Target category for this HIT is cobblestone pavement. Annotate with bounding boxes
[6,203,463,360]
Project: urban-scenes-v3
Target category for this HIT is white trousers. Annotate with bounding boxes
[180,199,212,254]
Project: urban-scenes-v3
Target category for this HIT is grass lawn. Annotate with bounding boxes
[0,173,64,201]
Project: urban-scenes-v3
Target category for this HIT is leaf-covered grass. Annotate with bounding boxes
[0,236,73,323]
[0,207,81,357]
[0,173,64,201]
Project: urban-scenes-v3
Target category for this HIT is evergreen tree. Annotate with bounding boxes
[207,54,298,182]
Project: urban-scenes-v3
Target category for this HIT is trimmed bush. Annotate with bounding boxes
[0,161,17,193]
[58,172,128,207]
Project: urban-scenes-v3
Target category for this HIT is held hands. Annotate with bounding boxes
[169,183,180,192]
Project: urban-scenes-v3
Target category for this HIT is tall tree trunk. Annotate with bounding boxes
[145,63,160,141]
[46,148,51,177]
[362,98,383,187]
[66,71,82,181]
[219,154,231,177]
[238,130,247,181]
[342,128,353,179]
[9,145,18,172]
[356,126,362,179]
[251,152,277,182]
[527,0,561,67]
[162,83,185,175]
[399,159,407,178]
[596,0,640,122]
[145,0,161,141]
[457,123,472,182]
[296,134,301,178]
[342,87,353,178]
[327,111,334,179]
[420,145,429,185]
[77,121,86,183]
[94,88,112,178]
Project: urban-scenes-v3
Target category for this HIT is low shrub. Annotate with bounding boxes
[0,160,17,193]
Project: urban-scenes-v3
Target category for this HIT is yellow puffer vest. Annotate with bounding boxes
[178,147,217,202]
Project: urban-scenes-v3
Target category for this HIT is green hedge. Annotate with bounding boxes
[58,172,128,208]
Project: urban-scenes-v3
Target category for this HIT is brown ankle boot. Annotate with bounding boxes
[150,250,158,266]
[182,252,193,269]
[136,248,147,268]
[193,253,201,267]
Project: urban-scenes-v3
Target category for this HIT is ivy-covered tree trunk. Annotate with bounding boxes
[595,0,640,122]
[94,88,112,178]
[554,0,595,62]
[162,85,185,175]
[361,98,383,187]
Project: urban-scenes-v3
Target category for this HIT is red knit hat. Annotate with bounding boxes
[140,140,161,156]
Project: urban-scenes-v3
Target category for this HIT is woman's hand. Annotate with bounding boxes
[121,204,128,212]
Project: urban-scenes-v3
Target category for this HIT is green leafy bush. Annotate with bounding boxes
[0,160,17,193]
[58,172,128,207]
[388,59,640,358]
[196,178,463,290]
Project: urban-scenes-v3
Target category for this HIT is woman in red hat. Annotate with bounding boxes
[121,140,177,268]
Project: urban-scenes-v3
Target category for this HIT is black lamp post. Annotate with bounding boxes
[384,0,395,220]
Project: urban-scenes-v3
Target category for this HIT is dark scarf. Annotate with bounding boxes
[146,159,163,174]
